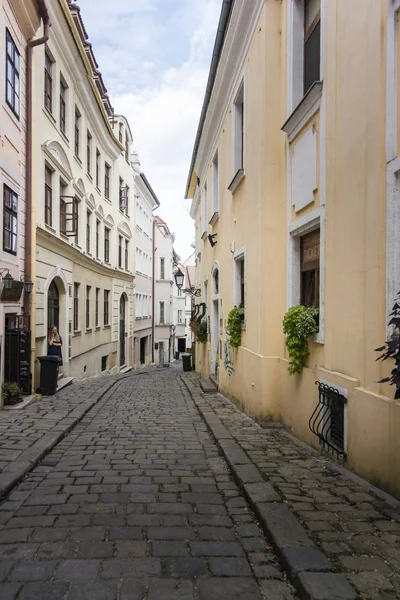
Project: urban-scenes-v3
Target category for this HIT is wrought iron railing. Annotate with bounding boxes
[309,381,347,458]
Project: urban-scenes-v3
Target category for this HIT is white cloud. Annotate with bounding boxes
[80,0,221,258]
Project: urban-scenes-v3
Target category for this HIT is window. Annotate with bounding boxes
[104,227,110,263]
[118,235,123,268]
[178,287,182,297]
[125,185,129,216]
[60,78,67,134]
[160,257,165,279]
[3,185,17,254]
[59,180,67,233]
[234,250,245,309]
[212,151,219,217]
[101,355,107,371]
[73,283,80,331]
[104,163,110,199]
[44,166,53,226]
[44,52,52,113]
[87,131,92,175]
[304,0,321,95]
[96,219,100,259]
[104,290,110,325]
[178,310,183,324]
[60,193,79,240]
[96,149,100,188]
[86,285,91,329]
[95,288,100,327]
[119,178,125,211]
[203,183,208,236]
[125,240,129,270]
[300,229,320,308]
[6,30,20,117]
[125,134,129,161]
[233,82,244,175]
[159,301,165,324]
[74,107,81,157]
[86,210,91,253]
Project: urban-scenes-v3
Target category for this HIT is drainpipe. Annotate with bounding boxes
[25,0,51,390]
[152,219,156,363]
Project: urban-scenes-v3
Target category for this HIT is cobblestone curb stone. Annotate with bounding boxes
[0,376,130,501]
[181,375,358,600]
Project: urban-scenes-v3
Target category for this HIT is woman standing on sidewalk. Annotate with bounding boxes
[47,325,63,366]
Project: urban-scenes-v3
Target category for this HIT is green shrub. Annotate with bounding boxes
[190,319,208,343]
[282,305,319,374]
[227,306,245,348]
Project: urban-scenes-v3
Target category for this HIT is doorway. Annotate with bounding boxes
[119,295,126,366]
[140,336,146,364]
[48,280,60,331]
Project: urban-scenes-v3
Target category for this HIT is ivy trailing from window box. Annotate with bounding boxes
[282,305,319,375]
[375,290,400,399]
[190,319,208,344]
[227,306,245,348]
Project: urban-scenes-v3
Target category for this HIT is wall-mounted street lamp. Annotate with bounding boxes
[174,268,201,298]
[0,269,14,290]
[21,275,34,294]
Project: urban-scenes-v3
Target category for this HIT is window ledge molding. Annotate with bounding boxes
[43,106,56,125]
[86,328,92,333]
[73,154,82,167]
[201,231,208,241]
[44,224,57,234]
[209,212,219,226]
[228,169,245,194]
[95,326,101,331]
[73,330,81,337]
[5,102,21,127]
[104,324,111,329]
[310,331,324,345]
[60,130,69,144]
[95,186,101,195]
[86,172,93,182]
[282,81,323,142]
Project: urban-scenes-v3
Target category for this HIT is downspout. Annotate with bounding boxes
[152,218,156,363]
[25,0,51,391]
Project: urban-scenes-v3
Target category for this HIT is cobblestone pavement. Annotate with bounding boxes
[0,373,128,499]
[185,373,400,600]
[0,368,295,600]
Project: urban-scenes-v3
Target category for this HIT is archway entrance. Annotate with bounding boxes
[119,295,126,366]
[48,280,60,331]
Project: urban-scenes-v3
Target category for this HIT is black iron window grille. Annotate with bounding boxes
[309,381,347,458]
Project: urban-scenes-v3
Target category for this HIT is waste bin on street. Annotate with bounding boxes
[182,353,192,372]
[37,356,59,396]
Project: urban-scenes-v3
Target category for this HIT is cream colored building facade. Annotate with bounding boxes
[32,0,134,383]
[187,0,400,497]
[0,0,42,400]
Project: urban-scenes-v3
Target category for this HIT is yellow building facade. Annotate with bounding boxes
[187,0,400,497]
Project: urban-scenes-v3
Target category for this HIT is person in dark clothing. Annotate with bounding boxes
[48,325,63,366]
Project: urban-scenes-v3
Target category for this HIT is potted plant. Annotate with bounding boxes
[375,290,400,399]
[2,382,22,406]
[227,306,245,348]
[282,305,319,374]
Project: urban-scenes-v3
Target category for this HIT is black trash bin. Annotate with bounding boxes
[182,353,192,372]
[38,356,59,396]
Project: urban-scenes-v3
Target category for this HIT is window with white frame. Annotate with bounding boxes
[233,249,245,309]
[202,183,208,236]
[178,310,183,324]
[300,229,320,308]
[289,0,321,111]
[212,151,219,219]
[160,257,165,279]
[233,82,244,175]
[159,301,165,324]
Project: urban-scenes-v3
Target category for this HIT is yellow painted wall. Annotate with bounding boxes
[191,0,400,497]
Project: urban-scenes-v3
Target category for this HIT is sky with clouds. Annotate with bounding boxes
[78,0,221,261]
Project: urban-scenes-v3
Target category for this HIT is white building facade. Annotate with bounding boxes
[173,261,187,355]
[0,0,42,398]
[133,157,159,367]
[154,216,175,365]
[31,0,134,383]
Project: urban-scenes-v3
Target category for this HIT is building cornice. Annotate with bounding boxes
[37,226,134,282]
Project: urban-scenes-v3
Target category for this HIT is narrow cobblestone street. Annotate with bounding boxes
[0,367,399,599]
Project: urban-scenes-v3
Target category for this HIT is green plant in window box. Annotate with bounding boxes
[282,305,319,375]
[2,382,22,406]
[227,306,245,348]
